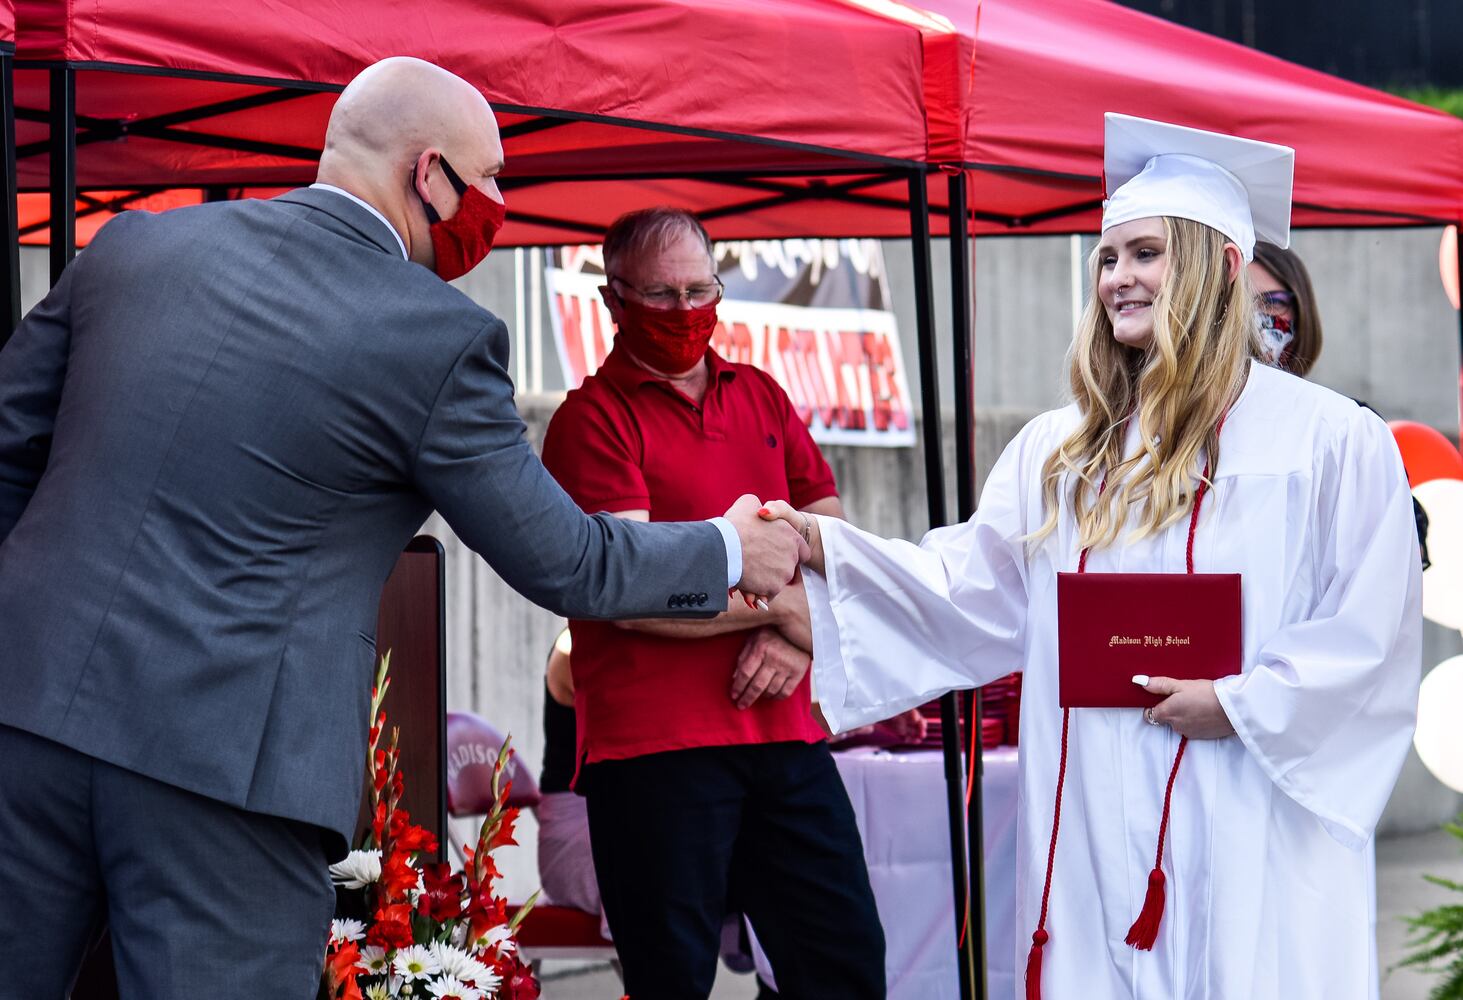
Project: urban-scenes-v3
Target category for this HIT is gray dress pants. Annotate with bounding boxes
[0,724,337,1000]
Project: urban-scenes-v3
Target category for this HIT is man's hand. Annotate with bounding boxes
[730,627,811,710]
[1136,676,1235,740]
[723,494,809,604]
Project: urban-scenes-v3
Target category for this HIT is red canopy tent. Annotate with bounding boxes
[841,0,1463,234]
[11,0,938,254]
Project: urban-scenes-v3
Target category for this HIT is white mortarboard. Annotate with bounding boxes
[1101,113,1294,261]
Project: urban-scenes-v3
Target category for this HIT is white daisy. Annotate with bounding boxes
[330,918,367,944]
[472,924,516,956]
[356,945,391,975]
[429,943,499,993]
[363,984,390,1000]
[464,964,501,994]
[426,976,482,1000]
[427,942,473,979]
[329,849,383,889]
[393,943,442,982]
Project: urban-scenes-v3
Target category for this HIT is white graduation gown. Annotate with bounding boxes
[807,361,1422,1000]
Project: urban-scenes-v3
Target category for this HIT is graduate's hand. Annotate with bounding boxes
[730,627,811,709]
[1138,676,1236,739]
[725,493,809,606]
[756,499,824,574]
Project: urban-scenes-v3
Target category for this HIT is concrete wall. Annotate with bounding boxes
[15,224,1461,897]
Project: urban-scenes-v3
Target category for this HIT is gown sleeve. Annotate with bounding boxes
[1213,406,1423,850]
[807,417,1045,733]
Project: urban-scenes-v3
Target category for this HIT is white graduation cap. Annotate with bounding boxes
[1101,113,1294,261]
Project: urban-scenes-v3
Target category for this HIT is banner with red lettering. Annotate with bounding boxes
[547,241,915,447]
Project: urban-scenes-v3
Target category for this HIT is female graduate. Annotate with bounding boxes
[761,115,1421,1000]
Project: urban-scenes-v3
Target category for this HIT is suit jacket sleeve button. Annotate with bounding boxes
[667,596,678,609]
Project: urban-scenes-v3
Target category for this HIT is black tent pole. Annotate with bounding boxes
[948,168,987,999]
[908,168,978,1000]
[1,49,19,338]
[49,67,75,286]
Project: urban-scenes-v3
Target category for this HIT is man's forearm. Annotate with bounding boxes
[615,594,765,639]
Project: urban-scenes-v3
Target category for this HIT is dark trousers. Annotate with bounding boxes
[581,740,885,1000]
[0,724,337,1000]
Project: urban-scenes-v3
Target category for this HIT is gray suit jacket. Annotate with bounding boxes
[0,188,728,850]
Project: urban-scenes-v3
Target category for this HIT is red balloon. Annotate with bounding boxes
[1389,420,1463,487]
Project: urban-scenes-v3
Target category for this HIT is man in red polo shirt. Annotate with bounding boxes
[541,208,884,999]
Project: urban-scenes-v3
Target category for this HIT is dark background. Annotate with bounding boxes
[1116,0,1463,88]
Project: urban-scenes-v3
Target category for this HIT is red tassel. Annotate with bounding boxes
[1025,928,1048,1000]
[1124,867,1167,950]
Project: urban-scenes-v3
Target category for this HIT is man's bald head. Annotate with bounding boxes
[321,57,492,177]
[316,57,505,267]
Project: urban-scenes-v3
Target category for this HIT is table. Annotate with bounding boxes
[750,747,1019,999]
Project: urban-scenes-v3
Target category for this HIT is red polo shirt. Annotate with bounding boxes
[541,346,835,772]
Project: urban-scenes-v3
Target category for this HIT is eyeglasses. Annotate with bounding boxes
[1255,289,1296,314]
[607,274,724,310]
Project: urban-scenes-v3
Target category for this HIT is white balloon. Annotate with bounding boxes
[1414,479,1463,629]
[1415,655,1463,793]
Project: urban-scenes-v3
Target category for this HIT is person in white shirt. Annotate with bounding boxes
[761,114,1421,1000]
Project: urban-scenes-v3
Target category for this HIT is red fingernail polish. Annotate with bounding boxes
[758,507,770,516]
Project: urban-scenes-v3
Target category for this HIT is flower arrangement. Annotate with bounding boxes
[321,654,540,1000]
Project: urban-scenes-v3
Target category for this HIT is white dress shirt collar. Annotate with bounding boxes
[309,183,408,260]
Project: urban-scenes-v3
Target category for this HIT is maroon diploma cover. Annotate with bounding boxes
[1057,572,1242,708]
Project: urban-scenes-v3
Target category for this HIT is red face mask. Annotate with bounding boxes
[613,295,720,374]
[418,156,506,281]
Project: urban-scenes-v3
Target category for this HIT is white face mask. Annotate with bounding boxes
[1257,312,1294,366]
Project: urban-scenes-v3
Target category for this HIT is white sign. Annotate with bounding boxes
[546,243,915,448]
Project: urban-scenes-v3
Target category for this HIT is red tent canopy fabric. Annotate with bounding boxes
[10,0,1463,245]
[916,0,1463,232]
[0,0,12,48]
[12,0,941,245]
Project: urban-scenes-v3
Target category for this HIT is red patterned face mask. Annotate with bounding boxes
[613,295,720,374]
[417,156,506,281]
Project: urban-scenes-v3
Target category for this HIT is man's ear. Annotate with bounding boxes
[411,149,439,206]
[598,284,622,326]
[1224,243,1244,284]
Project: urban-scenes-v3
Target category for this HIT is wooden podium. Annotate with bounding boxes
[355,534,449,862]
[71,536,449,997]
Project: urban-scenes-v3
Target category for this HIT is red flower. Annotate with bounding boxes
[371,800,387,845]
[493,955,541,1000]
[379,849,420,903]
[418,862,464,922]
[465,899,509,949]
[324,942,364,1000]
[366,902,416,950]
[390,808,439,855]
[486,808,519,852]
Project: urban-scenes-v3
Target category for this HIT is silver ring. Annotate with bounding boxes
[1144,706,1159,726]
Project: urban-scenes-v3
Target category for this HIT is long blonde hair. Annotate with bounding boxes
[1032,217,1255,551]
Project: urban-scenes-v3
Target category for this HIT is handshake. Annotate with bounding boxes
[721,494,826,605]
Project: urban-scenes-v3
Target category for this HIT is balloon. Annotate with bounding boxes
[1415,479,1463,629]
[1389,420,1463,487]
[1415,655,1463,793]
[1442,226,1459,311]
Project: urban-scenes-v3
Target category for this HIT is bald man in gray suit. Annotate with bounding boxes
[0,57,806,998]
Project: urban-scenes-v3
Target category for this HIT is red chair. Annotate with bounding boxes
[445,711,541,814]
[506,903,617,963]
[445,711,616,967]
